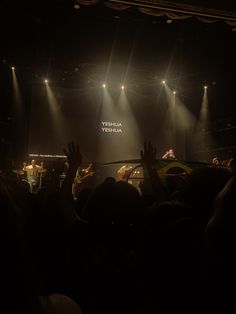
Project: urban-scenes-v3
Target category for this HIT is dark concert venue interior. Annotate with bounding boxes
[0,1,236,314]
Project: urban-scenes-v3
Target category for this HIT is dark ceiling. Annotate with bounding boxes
[0,0,235,119]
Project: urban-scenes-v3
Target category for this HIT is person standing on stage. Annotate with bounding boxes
[23,159,43,193]
[162,148,176,159]
[117,164,133,182]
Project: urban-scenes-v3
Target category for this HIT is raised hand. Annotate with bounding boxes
[140,141,169,202]
[140,141,157,167]
[63,141,82,170]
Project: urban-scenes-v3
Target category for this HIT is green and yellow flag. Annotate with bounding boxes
[154,159,208,178]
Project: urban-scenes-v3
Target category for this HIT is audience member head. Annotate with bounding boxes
[82,181,144,224]
[18,179,31,195]
[103,176,116,184]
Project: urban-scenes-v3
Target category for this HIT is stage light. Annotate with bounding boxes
[102,83,106,88]
[162,80,166,84]
[44,79,48,84]
[121,85,125,90]
[11,66,15,70]
[204,85,207,89]
[173,91,176,95]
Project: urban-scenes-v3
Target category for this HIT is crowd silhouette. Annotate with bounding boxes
[0,141,235,314]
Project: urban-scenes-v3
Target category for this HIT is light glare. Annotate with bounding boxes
[121,85,125,90]
[204,85,207,89]
[162,80,166,84]
[102,83,106,88]
[44,79,48,84]
[11,66,15,70]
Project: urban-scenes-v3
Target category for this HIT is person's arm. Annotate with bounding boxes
[141,141,169,203]
[206,173,235,250]
[61,142,82,198]
[39,162,44,172]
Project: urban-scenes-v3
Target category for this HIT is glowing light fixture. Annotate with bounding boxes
[162,80,166,84]
[102,83,106,88]
[173,91,176,95]
[121,85,125,90]
[44,79,48,84]
[11,66,15,70]
[204,85,208,89]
